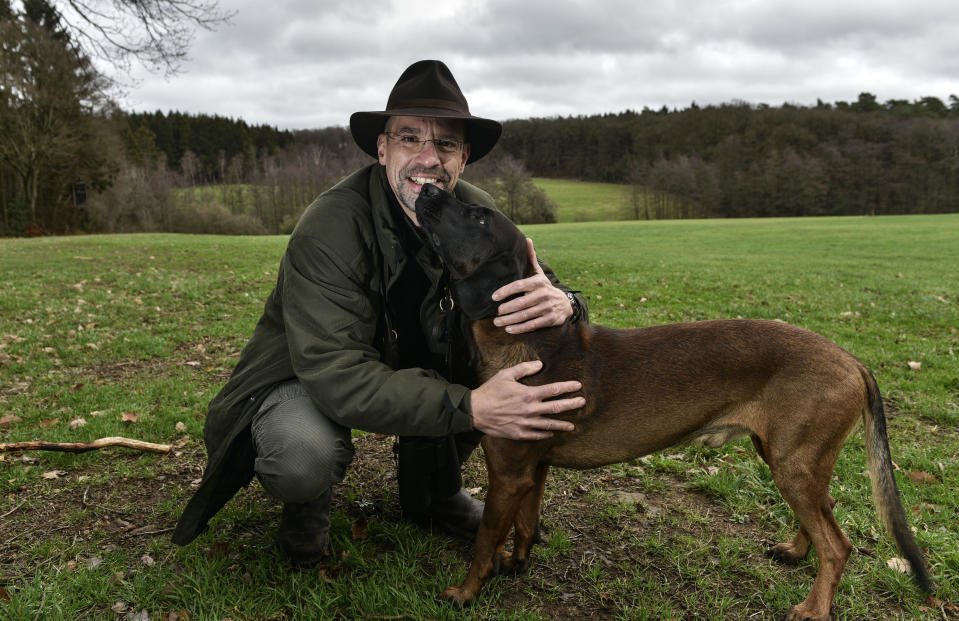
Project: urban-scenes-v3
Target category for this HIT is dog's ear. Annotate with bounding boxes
[507,230,537,280]
[452,257,515,319]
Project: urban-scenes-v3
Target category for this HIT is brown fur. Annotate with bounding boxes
[413,183,930,621]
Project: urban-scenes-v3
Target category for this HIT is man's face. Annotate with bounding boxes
[377,115,470,227]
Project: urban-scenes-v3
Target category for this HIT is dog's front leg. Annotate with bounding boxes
[440,452,539,604]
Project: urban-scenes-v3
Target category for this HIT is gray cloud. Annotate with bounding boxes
[114,0,959,129]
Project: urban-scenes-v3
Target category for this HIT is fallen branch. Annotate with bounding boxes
[0,437,171,454]
[0,497,30,520]
[120,526,175,539]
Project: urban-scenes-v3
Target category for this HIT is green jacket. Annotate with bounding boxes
[171,164,586,545]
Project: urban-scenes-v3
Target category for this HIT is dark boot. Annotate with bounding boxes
[426,487,484,540]
[396,435,484,540]
[278,490,331,566]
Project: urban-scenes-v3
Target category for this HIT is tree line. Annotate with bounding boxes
[2,0,957,236]
[497,95,959,218]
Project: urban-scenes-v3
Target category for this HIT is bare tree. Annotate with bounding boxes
[179,149,199,186]
[34,0,233,75]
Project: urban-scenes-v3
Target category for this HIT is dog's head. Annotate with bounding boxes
[415,183,530,320]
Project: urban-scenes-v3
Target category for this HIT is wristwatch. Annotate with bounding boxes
[565,290,581,322]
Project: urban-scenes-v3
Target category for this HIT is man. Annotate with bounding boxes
[172,60,588,565]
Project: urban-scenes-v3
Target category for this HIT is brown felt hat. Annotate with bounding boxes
[350,60,502,164]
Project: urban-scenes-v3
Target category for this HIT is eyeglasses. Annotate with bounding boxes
[384,132,465,156]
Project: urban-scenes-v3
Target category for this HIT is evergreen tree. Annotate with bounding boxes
[0,0,116,233]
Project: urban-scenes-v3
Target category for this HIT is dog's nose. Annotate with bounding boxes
[422,183,440,198]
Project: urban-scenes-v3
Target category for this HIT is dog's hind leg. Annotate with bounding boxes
[769,454,852,621]
[496,462,549,575]
[752,434,841,566]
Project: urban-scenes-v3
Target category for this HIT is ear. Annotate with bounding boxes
[377,133,388,165]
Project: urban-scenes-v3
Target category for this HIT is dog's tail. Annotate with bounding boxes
[861,366,931,592]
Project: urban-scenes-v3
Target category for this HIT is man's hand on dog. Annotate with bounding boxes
[470,360,582,439]
[491,239,573,334]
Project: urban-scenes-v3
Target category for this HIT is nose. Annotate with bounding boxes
[413,139,442,166]
[421,183,440,198]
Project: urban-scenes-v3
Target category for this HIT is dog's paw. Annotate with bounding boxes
[438,585,474,608]
[784,603,836,621]
[766,541,806,565]
[492,551,531,576]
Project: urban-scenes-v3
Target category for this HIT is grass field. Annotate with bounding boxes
[533,178,636,222]
[1,214,957,620]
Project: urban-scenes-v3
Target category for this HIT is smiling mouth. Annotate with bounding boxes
[409,176,441,187]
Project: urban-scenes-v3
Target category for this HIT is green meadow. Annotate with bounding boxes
[0,213,956,619]
[533,178,636,222]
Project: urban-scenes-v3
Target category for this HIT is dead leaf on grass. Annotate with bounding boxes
[7,381,30,394]
[127,524,159,536]
[0,586,10,602]
[42,470,66,479]
[614,491,647,506]
[351,517,369,541]
[140,554,155,567]
[175,422,187,432]
[907,360,922,371]
[886,557,913,574]
[907,471,938,485]
[38,418,59,428]
[0,414,22,426]
[70,383,84,392]
[69,417,87,428]
[87,556,102,569]
[121,412,139,423]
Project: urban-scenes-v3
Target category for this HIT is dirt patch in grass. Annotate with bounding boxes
[76,336,241,384]
[1,442,205,567]
[1,429,943,620]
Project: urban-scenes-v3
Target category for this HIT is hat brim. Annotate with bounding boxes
[350,109,502,165]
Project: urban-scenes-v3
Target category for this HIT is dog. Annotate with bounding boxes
[413,183,930,621]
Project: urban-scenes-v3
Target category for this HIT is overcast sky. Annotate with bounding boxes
[111,0,959,131]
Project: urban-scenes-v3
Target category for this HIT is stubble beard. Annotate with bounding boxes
[396,165,451,221]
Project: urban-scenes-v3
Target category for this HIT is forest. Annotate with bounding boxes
[2,0,958,235]
[499,96,959,219]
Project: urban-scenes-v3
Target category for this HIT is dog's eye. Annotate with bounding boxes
[471,211,488,226]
